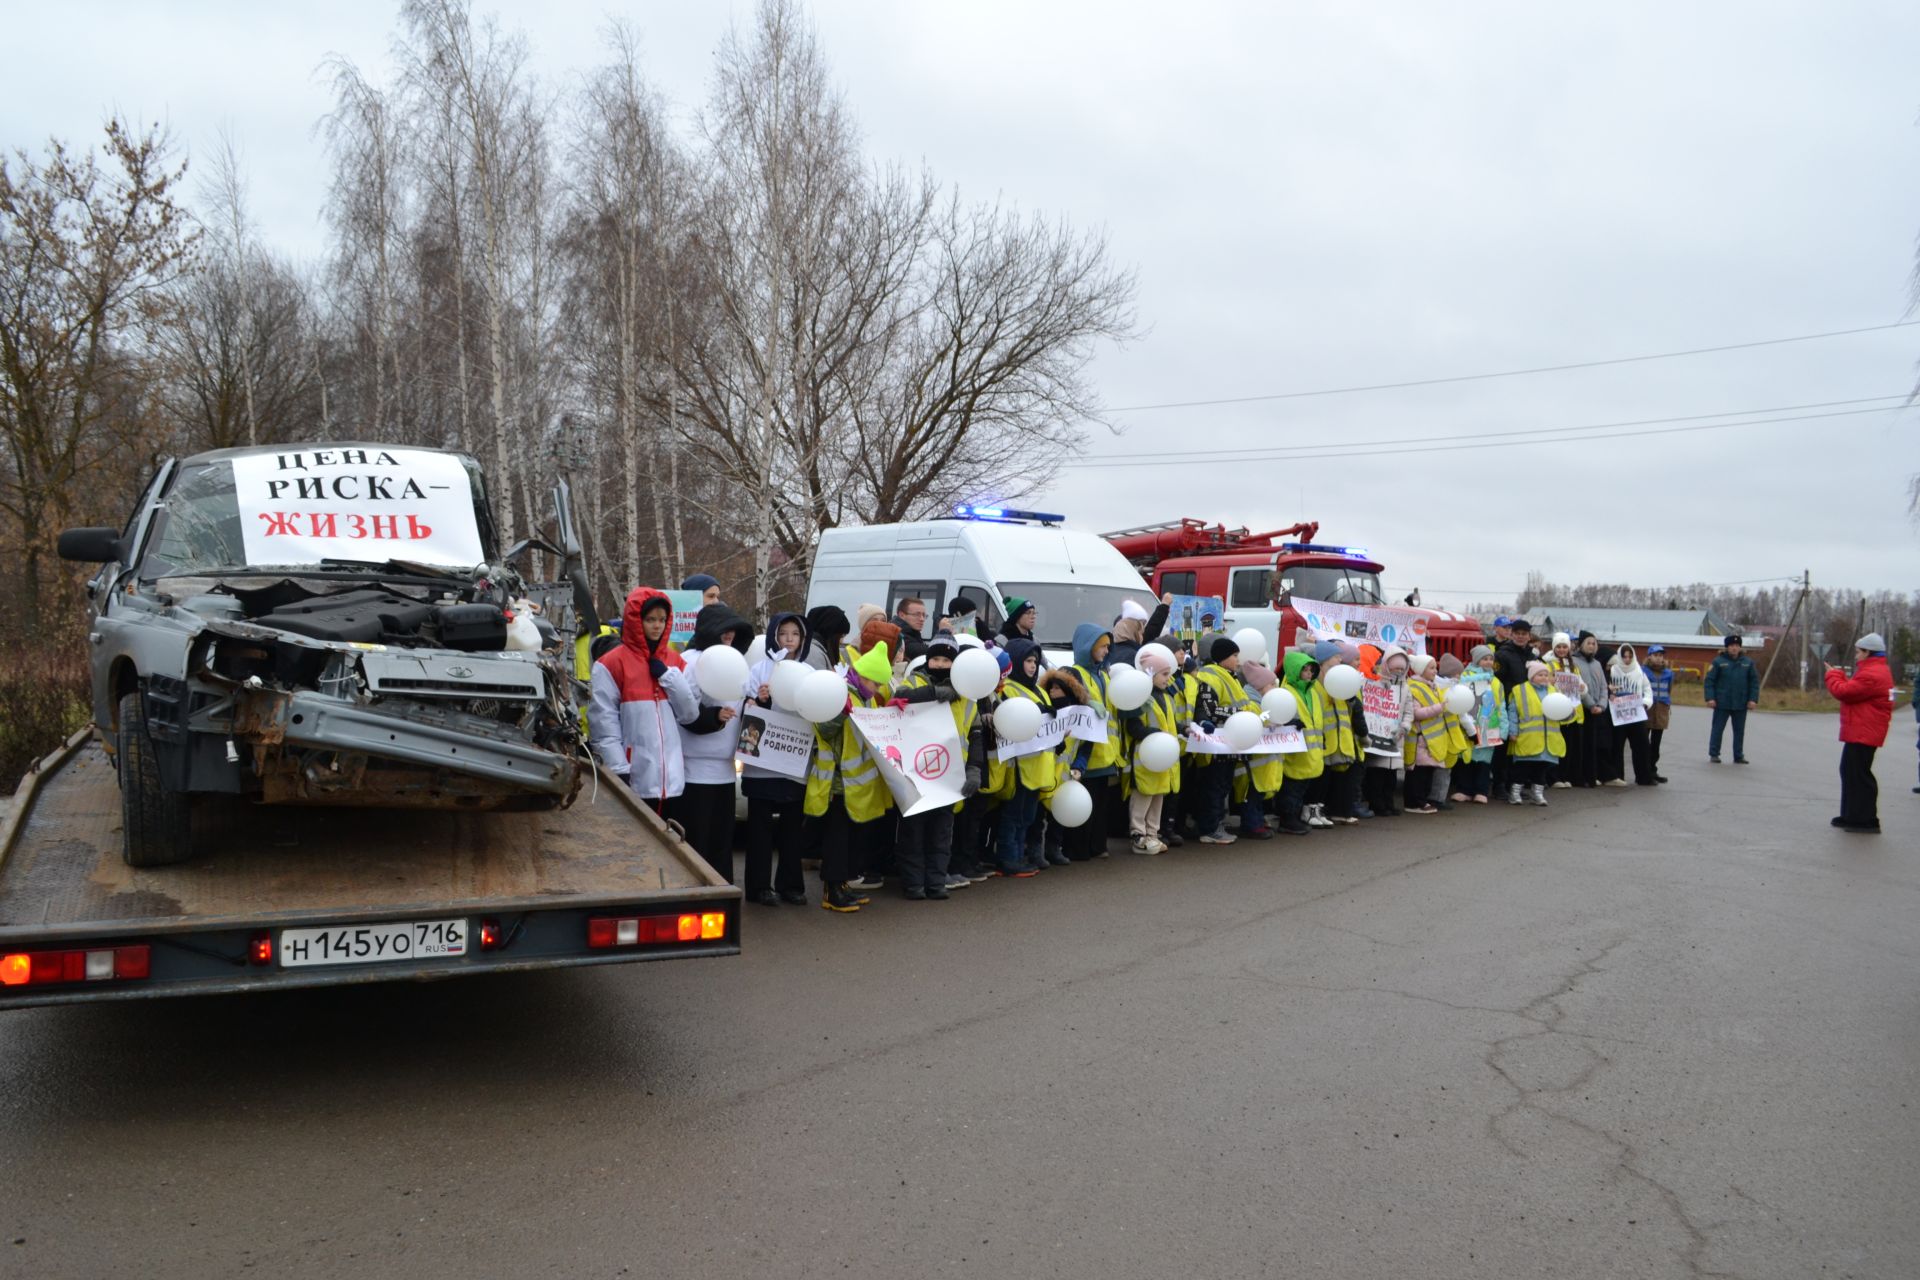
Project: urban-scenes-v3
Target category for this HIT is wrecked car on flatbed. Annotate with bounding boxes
[58,443,591,867]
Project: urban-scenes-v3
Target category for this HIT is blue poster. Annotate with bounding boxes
[1167,595,1227,642]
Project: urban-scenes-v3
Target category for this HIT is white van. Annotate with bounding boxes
[805,509,1154,659]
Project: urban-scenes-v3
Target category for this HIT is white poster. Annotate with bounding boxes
[1608,694,1648,727]
[994,703,1108,762]
[848,703,967,817]
[232,446,486,569]
[1361,677,1407,757]
[1293,596,1429,657]
[734,705,814,780]
[1182,724,1307,756]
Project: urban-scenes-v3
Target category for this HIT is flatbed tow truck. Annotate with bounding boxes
[0,732,739,1009]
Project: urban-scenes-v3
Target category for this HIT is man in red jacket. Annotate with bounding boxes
[1823,633,1894,834]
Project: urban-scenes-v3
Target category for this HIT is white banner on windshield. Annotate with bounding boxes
[1293,596,1429,656]
[232,446,485,568]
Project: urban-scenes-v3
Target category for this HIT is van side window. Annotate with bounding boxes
[958,586,1000,632]
[1229,567,1271,610]
[887,580,945,637]
[1160,571,1196,596]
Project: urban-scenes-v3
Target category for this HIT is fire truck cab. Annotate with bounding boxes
[1103,518,1484,663]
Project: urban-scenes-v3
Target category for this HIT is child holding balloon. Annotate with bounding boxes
[1125,651,1184,853]
[1505,661,1568,806]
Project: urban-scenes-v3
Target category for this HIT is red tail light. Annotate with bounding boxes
[586,911,727,949]
[479,920,502,950]
[248,933,273,966]
[0,945,150,987]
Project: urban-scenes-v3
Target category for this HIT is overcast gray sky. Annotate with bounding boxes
[9,1,1919,608]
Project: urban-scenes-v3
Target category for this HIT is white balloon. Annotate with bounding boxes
[1232,627,1269,665]
[769,660,811,712]
[950,646,1001,700]
[695,644,750,702]
[1444,683,1476,715]
[795,669,850,723]
[1137,731,1181,772]
[1108,663,1152,711]
[993,696,1043,743]
[1323,665,1363,701]
[1048,779,1092,828]
[745,635,768,666]
[1541,691,1576,722]
[1223,710,1265,751]
[1261,687,1298,725]
[1136,642,1176,675]
[954,633,984,649]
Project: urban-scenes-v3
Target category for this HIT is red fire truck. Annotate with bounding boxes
[1102,518,1486,663]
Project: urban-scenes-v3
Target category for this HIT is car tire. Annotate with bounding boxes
[116,689,197,868]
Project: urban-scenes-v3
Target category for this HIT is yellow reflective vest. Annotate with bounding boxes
[1406,679,1470,767]
[1319,678,1358,761]
[1130,688,1182,796]
[1067,664,1121,772]
[803,683,895,822]
[1546,656,1586,725]
[1280,682,1327,782]
[1000,681,1058,794]
[1507,681,1567,760]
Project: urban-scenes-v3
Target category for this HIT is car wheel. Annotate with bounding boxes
[116,689,197,868]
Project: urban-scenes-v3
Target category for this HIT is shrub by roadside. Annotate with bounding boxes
[0,642,92,793]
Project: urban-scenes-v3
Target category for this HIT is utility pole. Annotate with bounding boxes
[1766,568,1810,692]
[1798,569,1809,689]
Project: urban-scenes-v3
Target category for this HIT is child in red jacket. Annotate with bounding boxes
[1823,633,1894,833]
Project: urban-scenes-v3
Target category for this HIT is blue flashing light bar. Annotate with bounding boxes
[1280,542,1371,559]
[954,504,1064,524]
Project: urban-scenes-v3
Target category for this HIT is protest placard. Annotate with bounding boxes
[848,703,967,816]
[994,703,1108,762]
[1293,596,1429,656]
[1168,595,1227,645]
[1470,682,1504,747]
[1182,724,1307,755]
[1361,677,1406,755]
[665,590,706,647]
[734,705,814,780]
[1608,694,1648,727]
[232,445,485,568]
[1551,671,1587,703]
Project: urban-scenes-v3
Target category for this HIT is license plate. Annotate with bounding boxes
[279,919,468,968]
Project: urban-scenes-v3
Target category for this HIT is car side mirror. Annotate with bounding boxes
[58,527,123,563]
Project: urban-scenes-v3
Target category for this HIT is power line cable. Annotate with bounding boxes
[1082,393,1909,463]
[1063,403,1914,470]
[1101,320,1920,413]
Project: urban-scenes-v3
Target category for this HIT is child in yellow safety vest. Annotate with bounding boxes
[804,639,896,913]
[1272,650,1327,835]
[1308,641,1366,825]
[1125,648,1185,854]
[993,639,1056,877]
[1403,654,1470,814]
[891,633,987,900]
[1505,661,1567,807]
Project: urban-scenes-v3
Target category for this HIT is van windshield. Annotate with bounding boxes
[996,582,1150,646]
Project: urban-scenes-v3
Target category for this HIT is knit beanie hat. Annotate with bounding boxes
[680,572,720,594]
[1525,660,1550,680]
[946,596,977,618]
[805,604,850,641]
[848,642,892,687]
[860,618,902,657]
[1311,639,1343,664]
[1856,632,1886,653]
[1436,653,1464,678]
[855,603,886,635]
[1552,632,1571,649]
[993,647,1013,674]
[1119,599,1151,622]
[1240,659,1276,693]
[1209,637,1240,664]
[1469,644,1493,662]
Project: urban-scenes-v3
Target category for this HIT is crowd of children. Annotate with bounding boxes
[587,586,1736,915]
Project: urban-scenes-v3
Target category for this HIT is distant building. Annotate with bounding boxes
[1517,607,1765,677]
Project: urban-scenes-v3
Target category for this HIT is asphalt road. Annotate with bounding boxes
[0,706,1914,1279]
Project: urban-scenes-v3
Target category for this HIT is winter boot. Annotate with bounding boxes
[1528,784,1549,807]
[1507,784,1524,806]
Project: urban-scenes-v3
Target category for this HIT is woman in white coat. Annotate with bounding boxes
[1606,644,1657,786]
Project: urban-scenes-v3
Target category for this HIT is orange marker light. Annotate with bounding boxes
[676,914,701,942]
[0,954,29,986]
[700,913,726,941]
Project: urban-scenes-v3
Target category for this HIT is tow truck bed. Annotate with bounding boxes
[0,734,739,1008]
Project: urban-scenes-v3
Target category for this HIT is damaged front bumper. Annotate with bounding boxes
[234,687,578,798]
